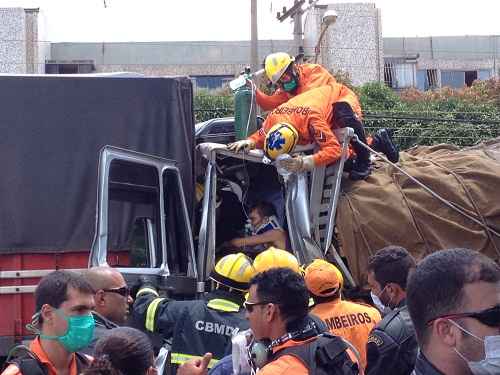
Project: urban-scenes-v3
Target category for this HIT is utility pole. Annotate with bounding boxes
[250,0,259,72]
[277,0,306,56]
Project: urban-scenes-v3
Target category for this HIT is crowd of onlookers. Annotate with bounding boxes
[1,246,498,375]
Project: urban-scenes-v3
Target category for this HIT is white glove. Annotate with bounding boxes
[280,155,315,173]
[227,139,256,152]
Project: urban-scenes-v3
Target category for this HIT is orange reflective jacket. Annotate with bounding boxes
[259,335,363,375]
[256,63,337,111]
[249,85,362,166]
[1,337,87,375]
[311,299,381,370]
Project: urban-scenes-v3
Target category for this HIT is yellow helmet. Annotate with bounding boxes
[210,253,255,291]
[264,122,299,160]
[253,247,301,274]
[265,52,294,84]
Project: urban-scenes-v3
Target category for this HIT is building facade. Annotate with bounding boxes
[384,35,499,90]
[1,5,498,91]
[0,7,49,74]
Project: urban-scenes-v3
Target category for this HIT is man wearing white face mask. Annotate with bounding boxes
[406,248,500,375]
[365,246,418,375]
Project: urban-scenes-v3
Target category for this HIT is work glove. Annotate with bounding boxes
[227,139,256,153]
[280,155,315,173]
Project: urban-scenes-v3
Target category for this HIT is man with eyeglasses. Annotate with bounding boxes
[406,248,500,375]
[81,266,133,354]
[245,267,360,375]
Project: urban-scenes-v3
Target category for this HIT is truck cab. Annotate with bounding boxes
[89,146,200,296]
[195,127,356,287]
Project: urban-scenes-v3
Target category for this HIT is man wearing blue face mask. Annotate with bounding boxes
[2,270,95,375]
[407,248,500,375]
[365,246,418,375]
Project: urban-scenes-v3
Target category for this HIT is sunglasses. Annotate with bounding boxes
[427,304,500,327]
[243,300,274,313]
[102,286,131,297]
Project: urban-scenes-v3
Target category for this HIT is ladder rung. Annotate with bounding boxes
[319,203,330,213]
[319,215,330,225]
[319,229,327,240]
[325,174,340,186]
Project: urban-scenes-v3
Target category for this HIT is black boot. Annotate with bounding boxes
[349,159,371,181]
[372,128,399,163]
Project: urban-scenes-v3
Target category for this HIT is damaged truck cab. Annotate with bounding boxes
[195,127,357,287]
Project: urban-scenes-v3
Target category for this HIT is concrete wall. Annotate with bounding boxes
[315,3,383,85]
[0,7,49,74]
[51,40,295,76]
[0,8,26,73]
[50,3,384,85]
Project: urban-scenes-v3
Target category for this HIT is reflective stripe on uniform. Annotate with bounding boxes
[145,297,165,332]
[206,298,240,312]
[137,287,159,297]
[170,353,219,368]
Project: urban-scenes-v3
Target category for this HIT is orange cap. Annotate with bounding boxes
[304,259,343,297]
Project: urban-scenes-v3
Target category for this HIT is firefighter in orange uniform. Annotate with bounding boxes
[304,259,381,370]
[228,84,374,180]
[246,267,361,375]
[255,52,339,112]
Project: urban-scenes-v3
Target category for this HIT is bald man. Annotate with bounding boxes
[81,266,133,354]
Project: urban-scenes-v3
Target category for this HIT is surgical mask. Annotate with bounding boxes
[371,291,386,312]
[371,285,393,313]
[282,78,298,92]
[449,320,500,375]
[41,309,95,353]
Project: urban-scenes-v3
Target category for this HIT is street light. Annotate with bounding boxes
[314,9,338,63]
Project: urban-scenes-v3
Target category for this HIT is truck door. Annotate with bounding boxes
[90,146,199,297]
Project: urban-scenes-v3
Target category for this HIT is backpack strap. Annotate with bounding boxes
[273,340,317,373]
[3,345,48,375]
[315,334,359,375]
[273,334,359,375]
[75,352,93,372]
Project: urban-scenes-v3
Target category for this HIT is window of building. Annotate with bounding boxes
[416,69,439,91]
[384,60,416,89]
[45,60,95,74]
[465,71,478,87]
[191,75,234,90]
[477,69,492,81]
[441,70,465,88]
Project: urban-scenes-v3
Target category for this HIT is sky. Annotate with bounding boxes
[1,0,499,42]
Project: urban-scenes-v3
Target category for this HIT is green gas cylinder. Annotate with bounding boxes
[234,85,257,140]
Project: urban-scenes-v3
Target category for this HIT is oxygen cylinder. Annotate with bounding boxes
[234,86,257,140]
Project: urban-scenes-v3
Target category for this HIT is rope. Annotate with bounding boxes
[391,174,432,255]
[352,135,500,240]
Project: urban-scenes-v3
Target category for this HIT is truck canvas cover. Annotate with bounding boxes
[337,138,500,283]
[0,74,194,253]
